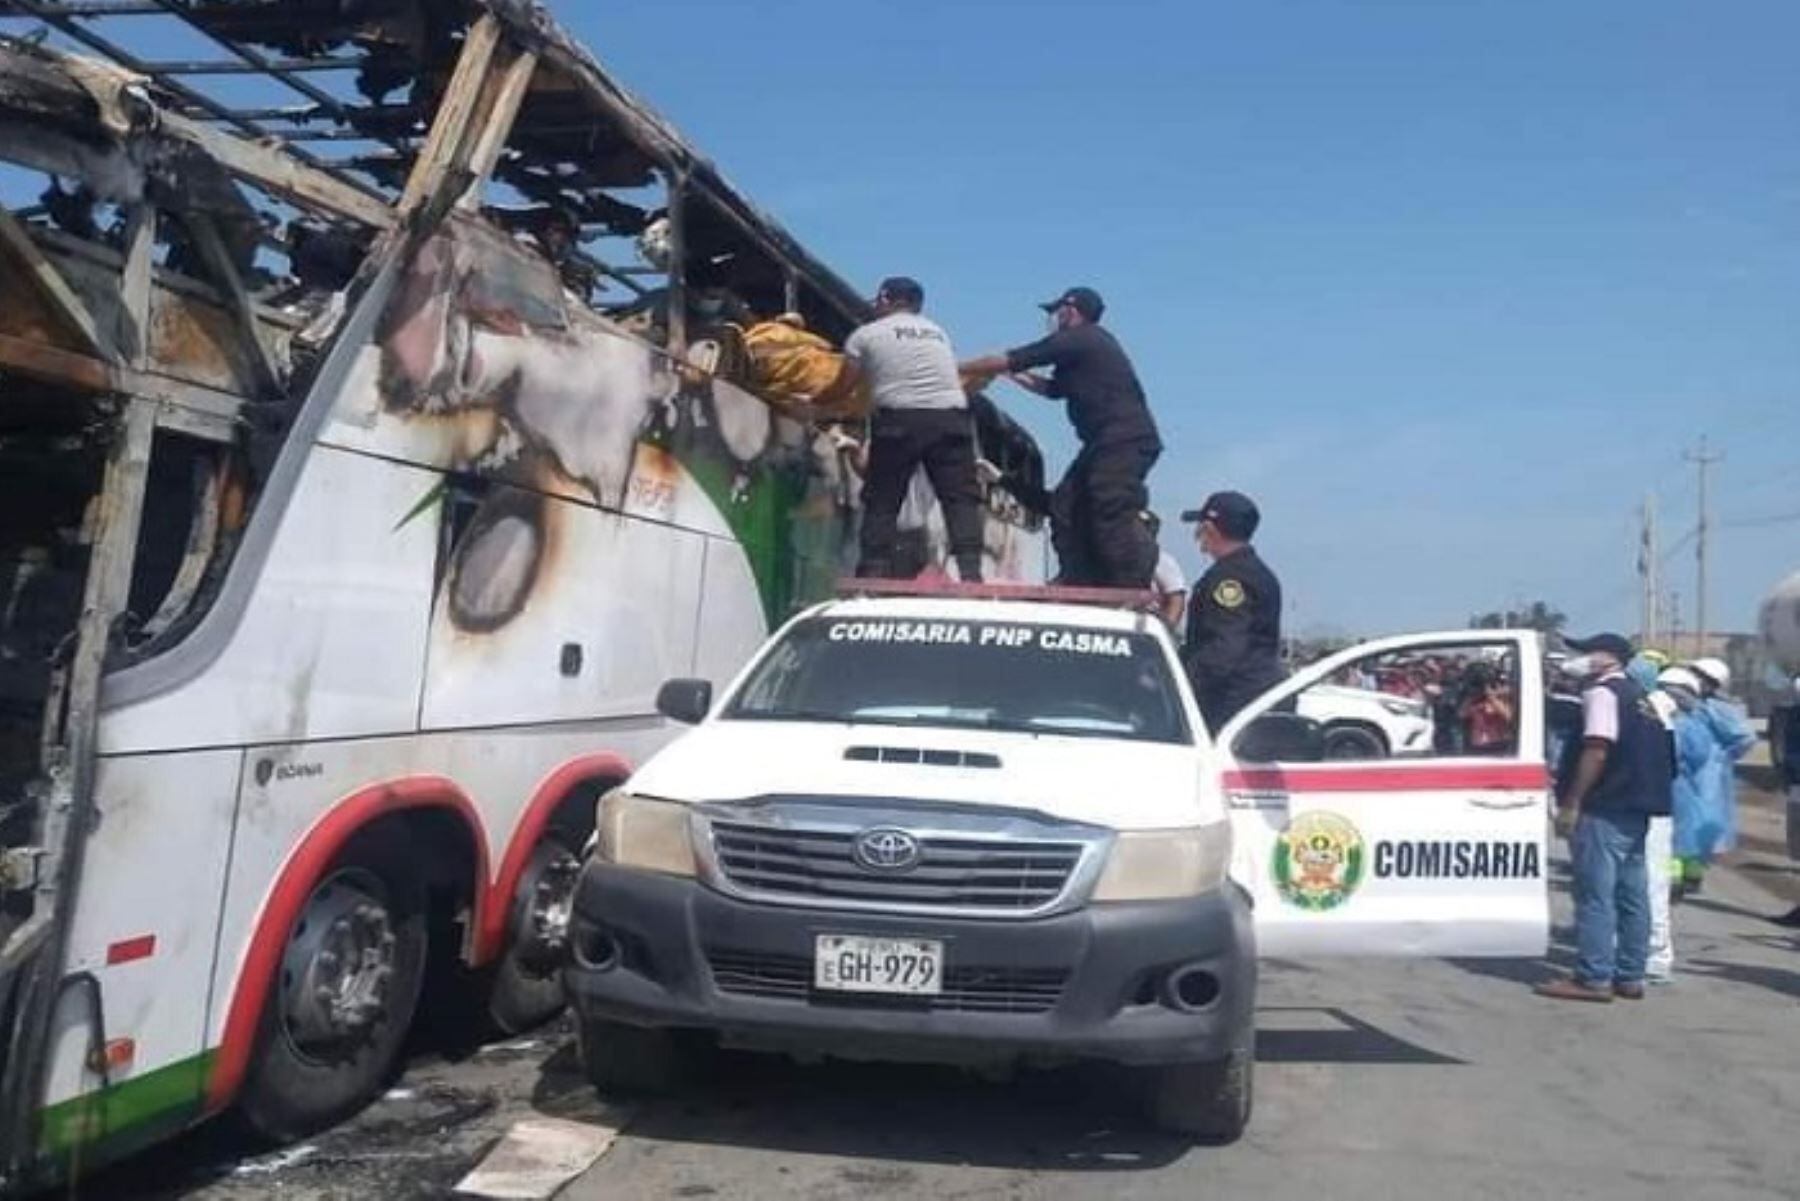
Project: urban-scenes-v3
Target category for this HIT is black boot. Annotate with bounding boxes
[1773,905,1800,929]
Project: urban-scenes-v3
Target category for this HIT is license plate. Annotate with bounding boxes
[814,935,943,995]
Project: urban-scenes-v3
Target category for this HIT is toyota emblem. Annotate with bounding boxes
[853,827,921,872]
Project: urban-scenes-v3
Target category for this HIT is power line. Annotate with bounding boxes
[1659,526,1697,564]
[1722,507,1800,530]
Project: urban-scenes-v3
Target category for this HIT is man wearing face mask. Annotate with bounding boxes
[1178,491,1284,732]
[959,286,1161,587]
[1537,633,1674,1003]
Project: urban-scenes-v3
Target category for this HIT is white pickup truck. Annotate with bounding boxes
[563,589,1551,1141]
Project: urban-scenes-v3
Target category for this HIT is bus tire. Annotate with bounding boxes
[237,829,428,1141]
[486,827,584,1035]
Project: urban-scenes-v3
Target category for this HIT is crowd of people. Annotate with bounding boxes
[1539,636,1759,1001]
[1333,653,1521,755]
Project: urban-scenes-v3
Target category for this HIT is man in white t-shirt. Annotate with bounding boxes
[1145,512,1187,627]
[843,277,983,582]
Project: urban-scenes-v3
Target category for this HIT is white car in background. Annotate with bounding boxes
[1295,684,1433,759]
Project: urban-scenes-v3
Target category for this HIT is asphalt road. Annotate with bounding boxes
[91,788,1800,1201]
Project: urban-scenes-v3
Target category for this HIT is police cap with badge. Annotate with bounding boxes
[1181,491,1261,611]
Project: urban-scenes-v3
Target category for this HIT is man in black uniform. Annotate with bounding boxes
[960,286,1161,587]
[1181,491,1285,732]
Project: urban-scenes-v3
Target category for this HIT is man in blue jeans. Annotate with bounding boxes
[1538,633,1675,1003]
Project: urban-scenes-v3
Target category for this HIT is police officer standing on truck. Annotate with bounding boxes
[845,276,985,583]
[1181,491,1285,731]
[960,286,1161,587]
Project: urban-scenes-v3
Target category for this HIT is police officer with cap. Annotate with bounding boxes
[1181,491,1284,731]
[844,275,985,582]
[960,286,1161,587]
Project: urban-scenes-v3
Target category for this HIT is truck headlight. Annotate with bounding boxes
[595,791,697,877]
[1091,823,1231,902]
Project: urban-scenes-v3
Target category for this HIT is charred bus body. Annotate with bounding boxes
[0,1,1045,1187]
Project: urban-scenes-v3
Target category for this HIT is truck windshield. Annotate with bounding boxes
[725,616,1191,744]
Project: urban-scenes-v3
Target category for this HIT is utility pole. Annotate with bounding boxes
[1638,494,1659,645]
[1668,589,1683,655]
[1685,437,1723,657]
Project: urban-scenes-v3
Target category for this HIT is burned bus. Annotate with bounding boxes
[0,0,1045,1186]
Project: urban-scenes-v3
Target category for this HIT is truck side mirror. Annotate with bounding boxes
[655,678,713,725]
[1233,712,1325,764]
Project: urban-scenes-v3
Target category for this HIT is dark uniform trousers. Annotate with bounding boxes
[857,408,986,582]
[1049,436,1160,589]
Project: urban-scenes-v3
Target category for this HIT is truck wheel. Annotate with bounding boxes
[1145,1036,1254,1142]
[238,830,428,1140]
[577,1019,691,1095]
[486,829,584,1034]
[1323,724,1386,760]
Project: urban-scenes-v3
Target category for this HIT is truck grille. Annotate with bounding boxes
[707,821,1084,912]
[706,950,1069,1014]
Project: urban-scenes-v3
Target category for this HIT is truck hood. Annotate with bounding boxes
[626,720,1213,831]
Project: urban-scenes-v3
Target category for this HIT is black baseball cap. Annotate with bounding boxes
[876,276,924,308]
[1563,632,1635,663]
[1039,286,1105,322]
[1181,491,1261,540]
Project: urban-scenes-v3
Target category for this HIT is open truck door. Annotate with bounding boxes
[1216,631,1550,958]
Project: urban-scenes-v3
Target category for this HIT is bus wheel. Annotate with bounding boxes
[487,828,583,1034]
[238,830,428,1140]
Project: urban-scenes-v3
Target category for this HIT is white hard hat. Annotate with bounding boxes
[1658,666,1703,695]
[1688,657,1730,689]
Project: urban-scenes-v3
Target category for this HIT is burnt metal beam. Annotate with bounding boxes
[462,48,538,194]
[398,14,500,213]
[141,57,362,75]
[119,202,155,366]
[185,212,283,396]
[186,103,424,128]
[160,110,397,228]
[0,332,244,439]
[0,1,163,13]
[0,205,118,361]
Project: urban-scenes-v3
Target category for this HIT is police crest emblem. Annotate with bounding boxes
[1272,811,1366,911]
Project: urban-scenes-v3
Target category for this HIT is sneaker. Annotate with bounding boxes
[1645,973,1674,987]
[1613,981,1647,1000]
[1772,906,1800,929]
[1534,977,1614,1003]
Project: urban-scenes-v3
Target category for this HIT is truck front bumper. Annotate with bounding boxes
[563,865,1255,1068]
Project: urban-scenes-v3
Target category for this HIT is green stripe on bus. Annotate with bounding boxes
[36,1050,214,1164]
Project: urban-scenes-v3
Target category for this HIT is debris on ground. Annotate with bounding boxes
[453,1116,625,1199]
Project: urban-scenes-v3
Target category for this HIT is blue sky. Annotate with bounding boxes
[3,2,1792,640]
[571,0,1799,639]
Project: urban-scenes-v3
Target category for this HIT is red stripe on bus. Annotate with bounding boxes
[474,750,632,966]
[209,751,637,1114]
[206,776,489,1114]
[106,935,156,965]
[1222,763,1549,793]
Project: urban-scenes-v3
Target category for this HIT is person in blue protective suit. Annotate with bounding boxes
[1653,666,1722,977]
[1678,658,1757,896]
